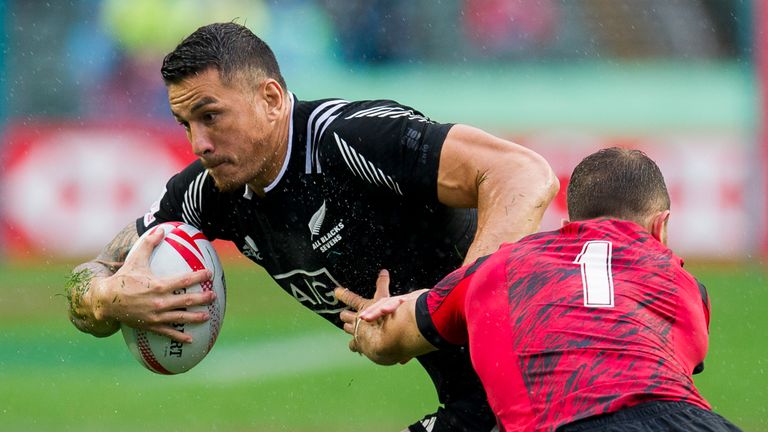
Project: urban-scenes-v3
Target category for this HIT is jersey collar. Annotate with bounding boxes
[243,92,295,200]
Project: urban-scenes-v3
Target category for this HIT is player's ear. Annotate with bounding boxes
[650,210,670,245]
[262,79,284,120]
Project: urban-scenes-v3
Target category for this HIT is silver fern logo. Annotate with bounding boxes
[308,200,327,239]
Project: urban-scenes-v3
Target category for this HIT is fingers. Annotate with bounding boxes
[342,321,354,335]
[160,289,217,311]
[336,270,394,340]
[144,309,211,343]
[142,271,215,312]
[155,309,210,325]
[361,288,427,321]
[145,324,193,344]
[129,227,165,264]
[163,269,213,292]
[340,309,356,335]
[340,309,356,325]
[373,269,391,301]
[334,287,366,310]
[335,269,392,310]
[359,297,404,321]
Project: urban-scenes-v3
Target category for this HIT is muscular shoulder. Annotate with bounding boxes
[337,99,431,121]
[305,98,450,200]
[138,160,231,239]
[172,159,209,185]
[328,100,431,139]
[302,98,432,151]
[164,159,216,200]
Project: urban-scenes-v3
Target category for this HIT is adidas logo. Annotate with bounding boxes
[420,416,436,432]
[242,235,263,260]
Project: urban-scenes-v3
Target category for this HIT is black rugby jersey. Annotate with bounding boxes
[137,94,477,327]
[137,94,496,430]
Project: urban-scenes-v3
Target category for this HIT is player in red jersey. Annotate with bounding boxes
[336,147,741,431]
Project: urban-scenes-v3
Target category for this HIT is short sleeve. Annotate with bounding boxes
[135,160,221,239]
[317,100,453,202]
[414,268,471,347]
[415,254,492,347]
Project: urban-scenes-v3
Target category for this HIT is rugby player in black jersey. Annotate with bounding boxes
[67,22,558,432]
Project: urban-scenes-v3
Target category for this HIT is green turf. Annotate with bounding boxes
[0,261,436,431]
[686,264,768,430]
[0,261,766,431]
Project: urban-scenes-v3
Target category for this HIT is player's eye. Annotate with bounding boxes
[202,112,218,124]
[178,121,190,132]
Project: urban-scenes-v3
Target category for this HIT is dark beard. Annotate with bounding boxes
[209,171,246,193]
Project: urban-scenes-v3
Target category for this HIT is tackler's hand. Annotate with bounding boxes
[335,269,394,352]
[335,269,394,322]
[335,270,434,365]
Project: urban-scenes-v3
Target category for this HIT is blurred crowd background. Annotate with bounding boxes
[2,0,752,119]
[0,0,760,260]
[1,4,765,431]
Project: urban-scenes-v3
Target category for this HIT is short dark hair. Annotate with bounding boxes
[161,22,286,90]
[567,147,670,223]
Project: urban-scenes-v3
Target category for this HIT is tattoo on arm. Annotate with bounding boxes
[95,222,140,269]
[66,222,139,329]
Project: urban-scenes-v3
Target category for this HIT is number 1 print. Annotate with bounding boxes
[573,241,614,307]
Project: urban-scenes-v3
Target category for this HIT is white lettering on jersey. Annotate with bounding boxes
[273,268,347,314]
[311,221,345,252]
[574,240,615,307]
[333,132,403,195]
[241,235,263,261]
[307,200,345,252]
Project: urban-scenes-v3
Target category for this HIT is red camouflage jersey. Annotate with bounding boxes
[415,219,711,431]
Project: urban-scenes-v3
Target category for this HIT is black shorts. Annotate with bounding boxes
[557,401,742,432]
[407,347,496,432]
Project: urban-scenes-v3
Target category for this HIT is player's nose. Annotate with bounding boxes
[190,128,214,156]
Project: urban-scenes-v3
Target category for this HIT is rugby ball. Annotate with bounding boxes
[121,222,226,374]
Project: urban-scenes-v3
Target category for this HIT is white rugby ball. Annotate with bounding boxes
[121,222,226,374]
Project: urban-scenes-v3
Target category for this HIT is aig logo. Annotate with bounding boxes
[273,268,346,315]
[241,235,263,261]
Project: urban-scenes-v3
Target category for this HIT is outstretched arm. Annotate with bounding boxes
[335,270,436,365]
[438,125,559,263]
[67,222,214,342]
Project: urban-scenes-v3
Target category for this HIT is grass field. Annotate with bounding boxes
[0,260,766,431]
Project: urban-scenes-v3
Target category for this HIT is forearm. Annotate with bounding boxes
[436,126,559,264]
[464,147,558,263]
[67,261,120,336]
[67,222,138,336]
